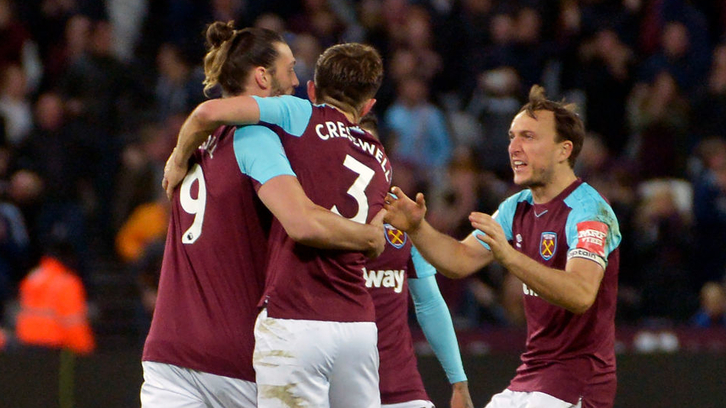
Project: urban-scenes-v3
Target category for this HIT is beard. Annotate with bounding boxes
[514,166,550,189]
[270,76,291,96]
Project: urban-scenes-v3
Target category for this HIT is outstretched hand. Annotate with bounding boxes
[469,211,515,265]
[365,207,388,259]
[162,148,188,200]
[383,186,427,233]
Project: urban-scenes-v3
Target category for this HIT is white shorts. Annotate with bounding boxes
[253,308,380,408]
[140,361,257,408]
[382,400,434,408]
[485,389,582,408]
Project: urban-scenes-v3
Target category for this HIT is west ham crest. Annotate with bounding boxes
[539,232,557,261]
[385,224,407,249]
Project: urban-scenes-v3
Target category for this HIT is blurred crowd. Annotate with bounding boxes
[2,0,726,350]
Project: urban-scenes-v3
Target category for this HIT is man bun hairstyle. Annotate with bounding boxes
[203,21,284,97]
[520,85,585,168]
[314,43,383,120]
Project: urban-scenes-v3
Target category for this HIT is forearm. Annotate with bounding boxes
[408,222,487,278]
[502,253,595,314]
[174,104,222,165]
[259,175,381,253]
[175,97,261,164]
[294,206,380,252]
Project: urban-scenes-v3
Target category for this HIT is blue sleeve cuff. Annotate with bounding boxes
[251,95,312,137]
[409,275,467,384]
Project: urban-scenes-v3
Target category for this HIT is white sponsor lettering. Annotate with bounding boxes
[580,236,603,246]
[314,120,391,182]
[578,229,606,240]
[522,283,539,297]
[363,268,405,293]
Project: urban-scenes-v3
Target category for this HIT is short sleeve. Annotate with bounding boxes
[473,192,522,250]
[564,187,622,267]
[251,95,313,137]
[233,125,295,185]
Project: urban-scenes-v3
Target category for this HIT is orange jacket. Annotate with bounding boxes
[16,256,95,354]
[115,201,169,263]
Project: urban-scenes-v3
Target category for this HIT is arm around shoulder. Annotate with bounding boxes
[258,175,385,256]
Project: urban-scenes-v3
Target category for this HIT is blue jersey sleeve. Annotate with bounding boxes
[410,245,436,279]
[409,274,467,384]
[233,125,295,184]
[251,95,313,137]
[473,191,526,250]
[564,184,622,265]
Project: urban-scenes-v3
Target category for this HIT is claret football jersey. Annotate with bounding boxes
[365,225,433,404]
[143,124,293,381]
[253,95,393,322]
[475,178,621,406]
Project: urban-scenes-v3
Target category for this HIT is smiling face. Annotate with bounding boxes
[508,109,570,189]
[269,42,299,96]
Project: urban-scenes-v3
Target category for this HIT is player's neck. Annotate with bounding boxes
[530,170,577,204]
[240,88,268,98]
[320,97,359,123]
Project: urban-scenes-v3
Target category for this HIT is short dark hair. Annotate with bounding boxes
[202,21,285,97]
[313,43,383,118]
[358,113,379,139]
[519,85,584,168]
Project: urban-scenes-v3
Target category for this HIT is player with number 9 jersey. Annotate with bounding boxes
[143,123,276,388]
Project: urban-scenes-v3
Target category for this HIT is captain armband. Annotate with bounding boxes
[567,248,606,270]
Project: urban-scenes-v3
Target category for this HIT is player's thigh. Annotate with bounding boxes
[140,362,206,408]
[253,309,333,407]
[193,370,256,408]
[485,389,581,408]
[381,400,435,408]
[328,322,380,408]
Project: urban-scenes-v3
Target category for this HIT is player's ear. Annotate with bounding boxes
[560,140,573,163]
[254,66,269,90]
[306,80,317,103]
[360,98,376,117]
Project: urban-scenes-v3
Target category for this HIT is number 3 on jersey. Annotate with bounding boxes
[180,164,207,244]
[331,155,375,224]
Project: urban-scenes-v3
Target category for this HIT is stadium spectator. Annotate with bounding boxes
[691,42,726,142]
[0,64,33,147]
[691,137,726,287]
[384,75,452,193]
[691,282,726,328]
[15,238,95,355]
[627,70,690,180]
